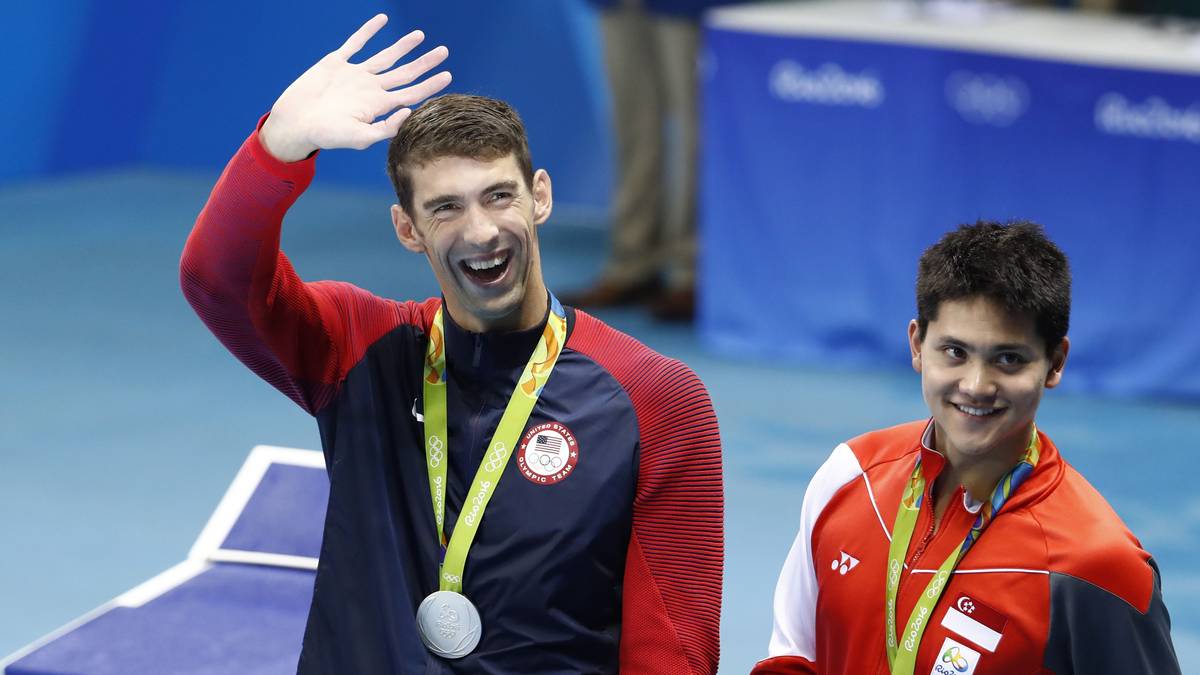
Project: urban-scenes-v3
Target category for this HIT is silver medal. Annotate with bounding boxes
[416,590,482,658]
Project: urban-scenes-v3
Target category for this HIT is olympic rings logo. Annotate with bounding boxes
[442,572,461,584]
[427,436,444,467]
[536,452,562,469]
[941,646,970,672]
[926,570,949,599]
[483,442,508,472]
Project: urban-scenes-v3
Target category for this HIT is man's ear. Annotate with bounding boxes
[1044,336,1070,389]
[531,169,553,226]
[391,204,425,253]
[908,319,923,374]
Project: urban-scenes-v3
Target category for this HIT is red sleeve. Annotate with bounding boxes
[750,655,818,674]
[568,312,724,674]
[180,121,433,414]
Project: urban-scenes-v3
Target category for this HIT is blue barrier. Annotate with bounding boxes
[1,446,327,674]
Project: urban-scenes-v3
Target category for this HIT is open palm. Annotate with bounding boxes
[261,14,452,162]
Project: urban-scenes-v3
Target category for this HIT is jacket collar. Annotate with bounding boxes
[914,418,1065,515]
[440,295,551,374]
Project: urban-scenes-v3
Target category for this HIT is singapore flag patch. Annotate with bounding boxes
[517,422,579,485]
[940,593,1007,652]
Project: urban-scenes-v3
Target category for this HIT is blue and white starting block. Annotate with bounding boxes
[2,446,328,675]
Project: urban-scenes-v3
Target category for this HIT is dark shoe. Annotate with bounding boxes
[561,277,662,309]
[649,287,695,322]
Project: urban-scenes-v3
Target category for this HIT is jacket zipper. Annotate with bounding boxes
[907,482,940,567]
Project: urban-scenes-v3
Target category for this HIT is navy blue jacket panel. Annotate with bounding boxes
[298,304,639,673]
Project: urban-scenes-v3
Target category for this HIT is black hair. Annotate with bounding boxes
[916,220,1070,356]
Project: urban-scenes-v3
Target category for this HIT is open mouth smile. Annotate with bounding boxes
[953,403,1005,417]
[459,250,511,285]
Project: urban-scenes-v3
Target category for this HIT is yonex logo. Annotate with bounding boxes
[831,551,860,575]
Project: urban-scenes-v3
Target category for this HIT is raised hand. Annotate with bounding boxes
[260,14,452,162]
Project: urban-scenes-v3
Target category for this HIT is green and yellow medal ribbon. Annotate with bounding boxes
[421,295,567,593]
[884,426,1041,674]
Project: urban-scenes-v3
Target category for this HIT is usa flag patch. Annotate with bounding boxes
[517,421,579,485]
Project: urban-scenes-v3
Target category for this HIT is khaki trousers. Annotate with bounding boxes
[598,2,700,290]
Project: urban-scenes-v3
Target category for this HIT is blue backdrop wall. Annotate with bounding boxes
[2,0,612,211]
[699,23,1200,401]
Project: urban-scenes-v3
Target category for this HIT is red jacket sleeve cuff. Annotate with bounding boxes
[248,113,319,183]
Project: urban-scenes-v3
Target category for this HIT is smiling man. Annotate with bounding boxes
[180,15,722,674]
[752,222,1179,674]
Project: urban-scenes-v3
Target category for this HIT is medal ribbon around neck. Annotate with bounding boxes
[421,294,567,594]
[883,426,1041,675]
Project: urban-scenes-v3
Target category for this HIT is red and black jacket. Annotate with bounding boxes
[181,127,723,674]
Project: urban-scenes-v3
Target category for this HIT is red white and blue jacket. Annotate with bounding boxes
[753,420,1179,675]
[180,127,723,674]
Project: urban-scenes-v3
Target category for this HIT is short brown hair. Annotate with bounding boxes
[386,94,534,217]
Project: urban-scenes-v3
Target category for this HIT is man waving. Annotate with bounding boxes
[181,15,723,674]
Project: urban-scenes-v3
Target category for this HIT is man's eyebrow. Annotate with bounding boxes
[484,180,519,194]
[421,181,520,211]
[937,336,972,351]
[938,336,1034,353]
[422,194,460,211]
[990,343,1036,353]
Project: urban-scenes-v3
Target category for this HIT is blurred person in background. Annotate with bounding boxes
[180,15,723,674]
[565,0,740,322]
[970,0,1199,16]
[1118,0,1200,18]
[752,222,1180,675]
